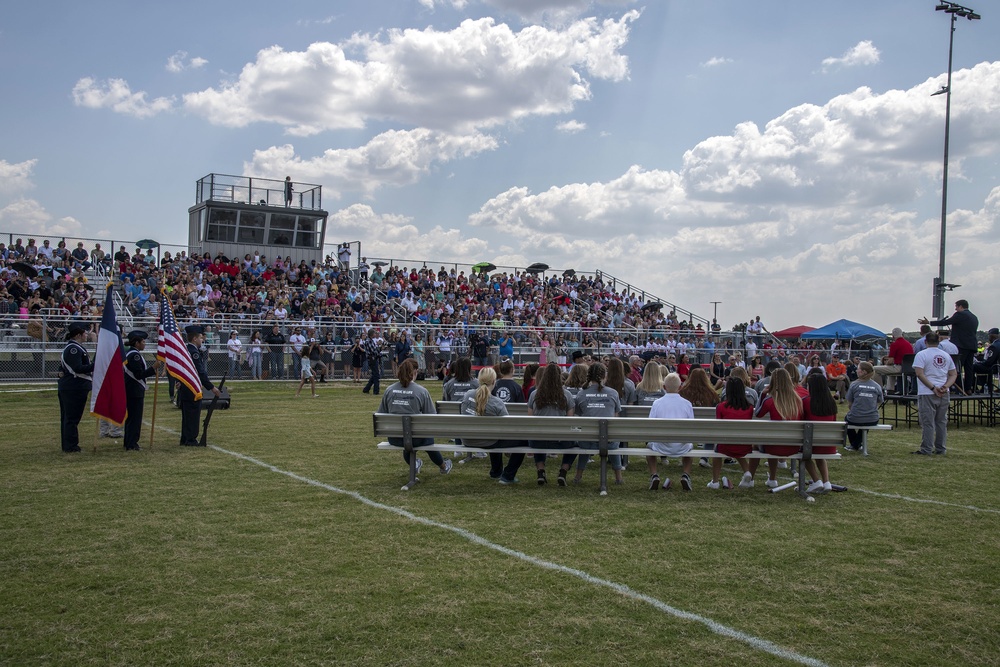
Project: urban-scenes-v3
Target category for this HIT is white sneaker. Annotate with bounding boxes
[777,461,789,469]
[806,480,825,494]
[414,458,423,475]
[441,459,453,475]
[765,479,779,489]
[706,480,720,490]
[823,482,833,492]
[738,472,754,489]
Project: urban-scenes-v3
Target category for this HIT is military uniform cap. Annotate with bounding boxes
[127,330,149,341]
[185,325,205,336]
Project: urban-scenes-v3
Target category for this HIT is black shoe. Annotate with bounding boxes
[362,389,369,394]
[125,446,141,451]
[681,474,692,491]
[911,450,932,455]
[537,470,547,486]
[181,441,204,447]
[934,450,947,455]
[557,469,568,486]
[64,447,82,453]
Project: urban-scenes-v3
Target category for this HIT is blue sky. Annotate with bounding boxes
[1,0,997,332]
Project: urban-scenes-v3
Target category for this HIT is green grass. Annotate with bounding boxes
[1,381,998,666]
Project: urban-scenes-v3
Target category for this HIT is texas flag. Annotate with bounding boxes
[91,284,127,425]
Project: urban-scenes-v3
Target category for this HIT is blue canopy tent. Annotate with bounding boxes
[800,319,887,346]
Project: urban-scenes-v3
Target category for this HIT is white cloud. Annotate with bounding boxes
[418,0,468,9]
[245,129,498,197]
[484,0,637,24]
[72,77,174,118]
[701,56,733,68]
[326,203,488,259]
[448,63,1000,330]
[556,119,586,133]
[166,51,208,73]
[0,198,83,236]
[821,40,880,72]
[182,12,639,135]
[0,158,37,194]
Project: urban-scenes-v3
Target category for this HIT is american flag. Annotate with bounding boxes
[157,290,202,401]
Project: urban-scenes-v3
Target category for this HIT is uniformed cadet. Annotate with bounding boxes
[179,325,220,446]
[58,324,94,453]
[122,330,162,451]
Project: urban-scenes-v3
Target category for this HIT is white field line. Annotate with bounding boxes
[148,421,827,667]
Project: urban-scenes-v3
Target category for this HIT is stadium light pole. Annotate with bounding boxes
[710,301,721,322]
[931,2,980,318]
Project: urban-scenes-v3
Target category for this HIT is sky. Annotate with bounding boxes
[1,0,998,333]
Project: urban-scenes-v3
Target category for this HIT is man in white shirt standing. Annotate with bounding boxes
[288,327,307,380]
[911,332,957,456]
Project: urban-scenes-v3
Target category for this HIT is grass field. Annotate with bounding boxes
[1,381,998,666]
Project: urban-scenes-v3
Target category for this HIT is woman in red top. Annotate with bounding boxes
[754,368,804,488]
[676,354,692,382]
[714,376,755,489]
[802,372,838,493]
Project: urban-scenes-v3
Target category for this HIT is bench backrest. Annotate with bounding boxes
[373,413,846,448]
[434,401,716,419]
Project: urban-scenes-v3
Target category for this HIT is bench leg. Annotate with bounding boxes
[861,430,869,457]
[599,455,609,496]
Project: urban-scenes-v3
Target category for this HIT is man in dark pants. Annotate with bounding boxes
[264,324,285,380]
[179,325,220,446]
[361,329,384,395]
[921,299,979,393]
[58,324,94,453]
[123,330,161,451]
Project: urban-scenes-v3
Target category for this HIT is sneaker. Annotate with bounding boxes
[414,458,423,475]
[649,474,660,491]
[489,470,503,479]
[537,470,547,486]
[721,476,732,490]
[441,459,453,475]
[706,480,720,490]
[557,470,568,486]
[699,458,710,468]
[806,480,825,494]
[911,450,932,456]
[681,474,692,492]
[765,479,779,489]
[777,461,789,469]
[498,476,519,485]
[738,472,754,489]
[844,445,859,452]
[823,481,833,492]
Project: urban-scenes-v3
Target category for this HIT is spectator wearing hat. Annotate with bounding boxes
[70,242,92,272]
[874,328,913,394]
[227,330,243,379]
[123,331,162,451]
[58,324,94,453]
[179,325,220,446]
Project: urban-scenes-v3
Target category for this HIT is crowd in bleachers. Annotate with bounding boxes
[1,236,881,370]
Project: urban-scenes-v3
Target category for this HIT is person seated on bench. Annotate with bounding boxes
[844,361,884,452]
[527,362,576,486]
[460,367,524,484]
[378,359,452,476]
[753,368,804,489]
[632,362,665,406]
[802,372,838,494]
[572,362,624,486]
[646,373,694,491]
[715,376,754,489]
[442,357,478,401]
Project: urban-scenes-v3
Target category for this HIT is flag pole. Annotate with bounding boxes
[149,364,161,448]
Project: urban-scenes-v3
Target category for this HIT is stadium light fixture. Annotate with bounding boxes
[930,1,981,319]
